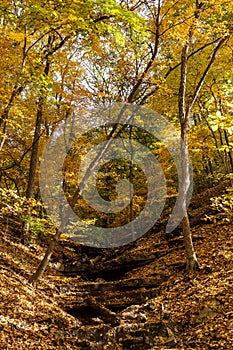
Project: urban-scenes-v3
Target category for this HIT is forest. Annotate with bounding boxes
[0,0,233,349]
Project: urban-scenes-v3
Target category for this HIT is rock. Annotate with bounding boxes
[120,304,147,323]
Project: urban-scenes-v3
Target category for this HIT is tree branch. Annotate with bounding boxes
[186,36,228,117]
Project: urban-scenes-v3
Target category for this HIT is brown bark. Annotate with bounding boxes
[21,89,47,244]
[181,214,200,271]
[26,58,50,199]
[21,39,52,245]
[29,228,60,284]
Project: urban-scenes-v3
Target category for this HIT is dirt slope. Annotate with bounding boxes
[0,184,233,349]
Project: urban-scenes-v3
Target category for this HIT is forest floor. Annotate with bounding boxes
[0,182,233,349]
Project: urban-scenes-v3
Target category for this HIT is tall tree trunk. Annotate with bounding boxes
[180,125,200,271]
[179,45,200,271]
[177,18,227,270]
[21,56,50,244]
[26,59,50,199]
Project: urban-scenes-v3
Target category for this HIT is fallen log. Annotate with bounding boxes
[84,296,119,326]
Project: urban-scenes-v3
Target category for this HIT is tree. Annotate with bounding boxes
[1,0,232,281]
[177,0,232,270]
[28,0,149,283]
[29,0,233,281]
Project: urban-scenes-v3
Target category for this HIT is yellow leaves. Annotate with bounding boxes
[208,111,233,133]
[216,111,222,118]
[210,124,218,132]
[7,118,22,130]
[205,187,233,224]
[111,27,126,47]
[8,31,25,44]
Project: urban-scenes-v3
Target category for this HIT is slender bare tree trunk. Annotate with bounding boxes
[180,125,200,271]
[179,45,200,271]
[28,228,60,283]
[178,14,227,270]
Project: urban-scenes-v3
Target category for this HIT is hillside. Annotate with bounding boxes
[0,184,233,349]
[1,1,233,349]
